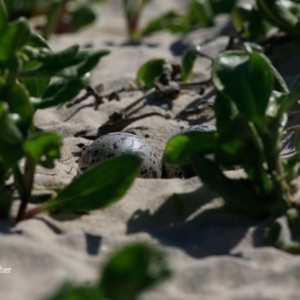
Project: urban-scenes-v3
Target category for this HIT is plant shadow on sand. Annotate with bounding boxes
[127,184,270,259]
[0,219,22,235]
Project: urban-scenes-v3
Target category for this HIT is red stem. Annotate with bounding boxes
[15,158,36,223]
[20,206,43,221]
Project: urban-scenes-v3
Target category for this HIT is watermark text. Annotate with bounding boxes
[0,266,11,273]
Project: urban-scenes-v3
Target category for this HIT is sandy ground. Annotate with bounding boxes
[2,0,300,299]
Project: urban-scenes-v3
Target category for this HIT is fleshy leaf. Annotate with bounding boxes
[23,132,62,168]
[136,58,166,89]
[164,131,216,164]
[99,243,171,300]
[212,50,274,129]
[32,76,89,109]
[187,0,214,27]
[40,154,141,212]
[257,0,300,36]
[0,0,7,33]
[70,3,98,32]
[141,11,189,36]
[0,17,30,61]
[0,102,24,168]
[181,45,199,82]
[231,4,270,39]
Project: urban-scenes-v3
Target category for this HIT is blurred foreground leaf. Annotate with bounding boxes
[99,243,171,300]
[46,243,170,300]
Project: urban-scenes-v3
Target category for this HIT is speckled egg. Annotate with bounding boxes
[162,124,216,179]
[78,132,162,178]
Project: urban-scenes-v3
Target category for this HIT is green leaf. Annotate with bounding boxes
[214,92,238,130]
[70,4,98,32]
[212,50,274,129]
[136,58,166,89]
[24,132,62,168]
[27,33,50,49]
[164,131,216,164]
[216,114,270,194]
[20,45,81,77]
[187,0,214,27]
[181,45,199,82]
[216,114,261,165]
[19,34,51,97]
[76,49,110,77]
[141,11,189,37]
[5,82,33,132]
[21,46,110,79]
[0,17,31,61]
[257,0,300,36]
[210,0,237,14]
[243,47,288,93]
[99,243,170,300]
[0,0,7,33]
[20,66,50,97]
[282,152,300,183]
[42,0,63,40]
[0,102,23,168]
[45,242,170,300]
[123,0,152,20]
[122,0,152,40]
[32,76,89,109]
[40,154,141,212]
[231,4,270,39]
[279,72,300,114]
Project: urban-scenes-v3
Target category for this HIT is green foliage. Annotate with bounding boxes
[40,154,140,213]
[0,4,122,222]
[141,11,190,37]
[99,243,170,300]
[181,45,200,82]
[140,0,240,39]
[232,0,300,39]
[256,0,300,36]
[136,58,166,89]
[0,0,7,32]
[231,4,270,39]
[187,0,214,28]
[210,0,237,14]
[122,0,152,41]
[165,48,300,220]
[141,0,217,38]
[5,0,99,39]
[140,0,300,41]
[46,243,171,300]
[70,3,98,32]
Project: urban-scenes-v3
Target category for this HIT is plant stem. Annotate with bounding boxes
[21,206,43,220]
[13,166,25,198]
[264,133,292,214]
[15,157,36,223]
[128,18,140,41]
[42,0,66,40]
